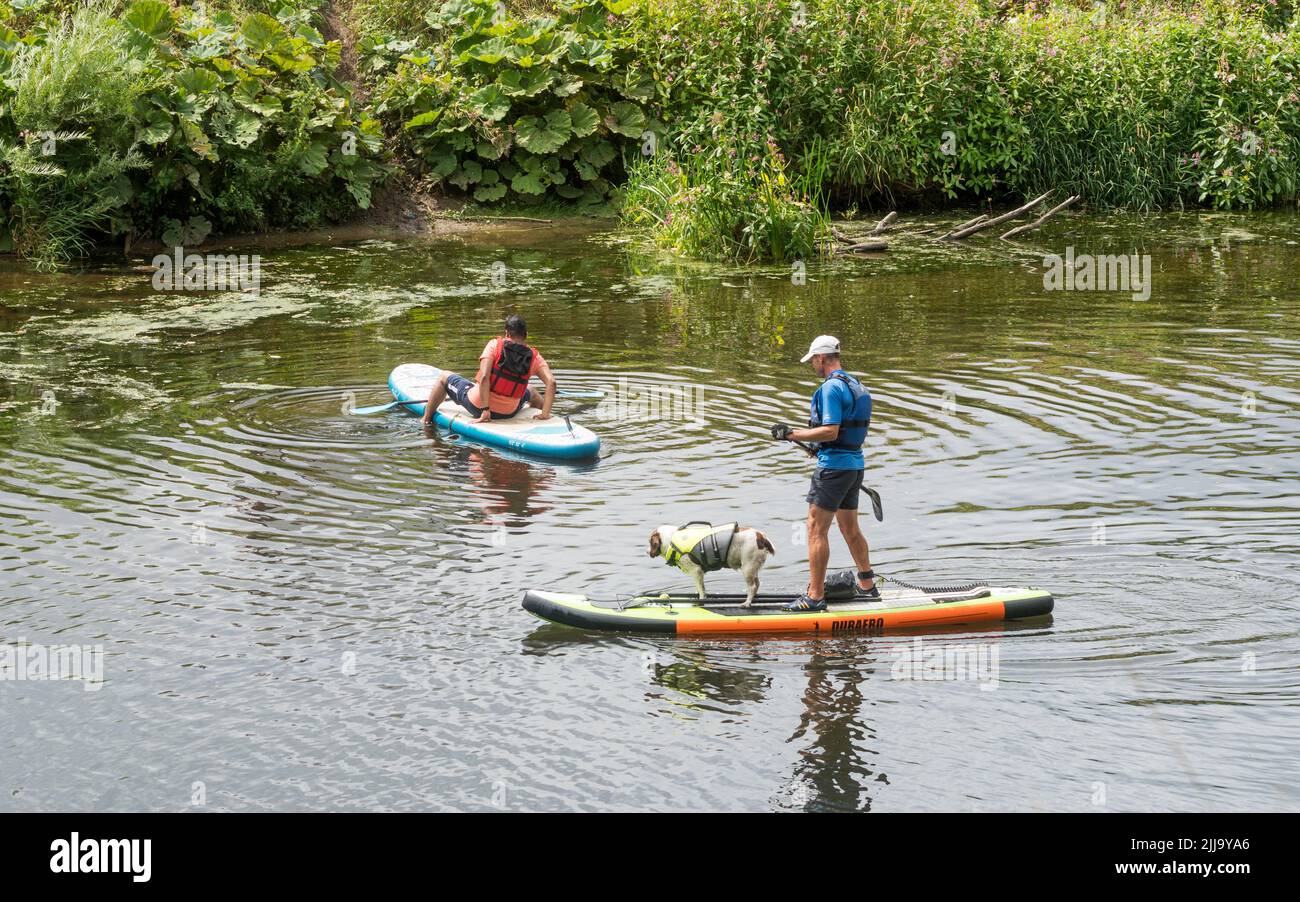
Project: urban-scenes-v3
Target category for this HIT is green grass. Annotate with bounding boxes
[621,149,832,263]
[0,3,152,268]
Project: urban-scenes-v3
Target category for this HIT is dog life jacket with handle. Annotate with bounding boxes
[663,522,738,573]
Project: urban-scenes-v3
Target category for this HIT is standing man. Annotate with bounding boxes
[421,314,556,425]
[772,335,878,611]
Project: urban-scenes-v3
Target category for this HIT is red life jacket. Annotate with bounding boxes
[488,337,535,400]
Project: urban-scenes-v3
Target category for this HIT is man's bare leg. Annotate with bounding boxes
[806,505,836,599]
[835,508,875,591]
[421,373,451,424]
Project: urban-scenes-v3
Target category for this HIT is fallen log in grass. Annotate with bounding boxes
[946,213,987,235]
[940,192,1053,240]
[831,215,895,253]
[1000,195,1081,240]
[839,239,889,253]
[825,195,1081,261]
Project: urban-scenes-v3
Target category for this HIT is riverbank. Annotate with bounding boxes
[2,0,1297,269]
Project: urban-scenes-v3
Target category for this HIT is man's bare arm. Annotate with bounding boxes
[790,424,839,444]
[474,355,493,421]
[536,360,556,420]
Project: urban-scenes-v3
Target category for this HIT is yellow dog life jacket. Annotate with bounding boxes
[662,522,738,573]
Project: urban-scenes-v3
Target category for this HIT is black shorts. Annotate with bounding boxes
[806,467,864,512]
[444,373,530,418]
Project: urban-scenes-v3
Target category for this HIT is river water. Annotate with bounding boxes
[2,213,1298,811]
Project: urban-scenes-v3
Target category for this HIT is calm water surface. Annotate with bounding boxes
[2,213,1298,811]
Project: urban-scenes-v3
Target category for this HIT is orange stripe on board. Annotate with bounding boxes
[675,600,1008,635]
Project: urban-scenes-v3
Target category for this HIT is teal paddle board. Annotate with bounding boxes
[388,363,600,460]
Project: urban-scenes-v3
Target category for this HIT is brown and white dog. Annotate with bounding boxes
[647,524,775,607]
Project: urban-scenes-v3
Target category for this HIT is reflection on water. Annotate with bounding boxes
[2,212,1299,811]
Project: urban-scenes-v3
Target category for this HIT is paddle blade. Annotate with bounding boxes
[863,487,884,522]
[349,400,406,415]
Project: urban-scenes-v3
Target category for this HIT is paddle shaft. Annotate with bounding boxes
[782,437,883,521]
[351,386,601,415]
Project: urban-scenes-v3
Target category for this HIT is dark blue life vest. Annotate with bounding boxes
[809,372,871,451]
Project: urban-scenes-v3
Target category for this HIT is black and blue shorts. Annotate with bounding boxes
[806,467,864,512]
[445,373,530,419]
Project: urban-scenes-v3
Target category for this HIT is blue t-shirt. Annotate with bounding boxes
[811,370,870,470]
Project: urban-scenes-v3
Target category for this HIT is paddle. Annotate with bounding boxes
[350,399,419,415]
[779,432,884,522]
[349,387,604,415]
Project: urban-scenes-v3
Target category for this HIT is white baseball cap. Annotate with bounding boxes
[800,335,841,363]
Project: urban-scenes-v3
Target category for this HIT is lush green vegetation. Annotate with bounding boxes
[621,144,831,263]
[2,0,1298,267]
[365,0,653,206]
[0,0,383,268]
[620,0,1300,260]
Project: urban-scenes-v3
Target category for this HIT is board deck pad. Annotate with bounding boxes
[595,585,992,615]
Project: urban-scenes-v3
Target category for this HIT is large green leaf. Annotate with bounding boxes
[474,182,508,202]
[136,110,173,146]
[512,19,557,46]
[510,169,546,195]
[622,72,656,101]
[468,84,511,122]
[242,14,286,53]
[124,0,175,40]
[161,215,212,248]
[497,68,553,98]
[405,110,445,130]
[580,182,610,205]
[176,67,222,97]
[528,32,567,59]
[476,140,507,160]
[295,23,325,45]
[185,37,226,63]
[268,52,316,74]
[568,103,599,138]
[568,38,613,69]
[551,74,583,98]
[515,110,571,154]
[298,142,329,176]
[180,120,218,161]
[346,179,373,209]
[217,110,262,148]
[449,158,483,189]
[429,152,458,177]
[467,37,512,65]
[579,138,616,168]
[604,102,646,138]
[233,81,283,116]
